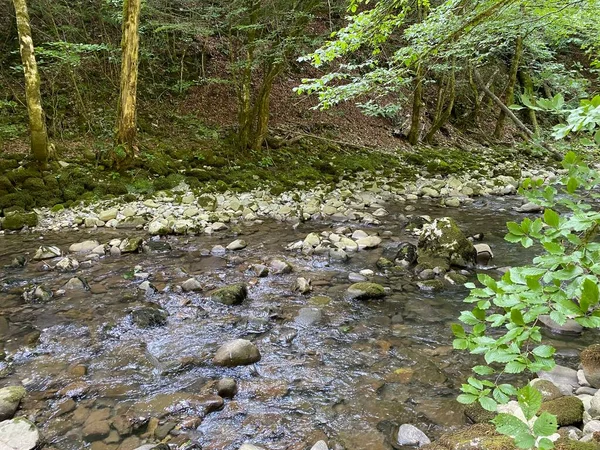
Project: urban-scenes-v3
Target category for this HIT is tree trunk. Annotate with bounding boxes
[474,69,533,139]
[425,60,455,143]
[13,0,49,166]
[115,0,141,165]
[251,62,282,151]
[408,63,423,145]
[518,70,540,136]
[494,34,523,138]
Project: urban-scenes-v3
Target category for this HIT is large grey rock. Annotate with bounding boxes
[227,239,247,251]
[55,257,79,272]
[148,219,170,236]
[581,344,600,389]
[538,315,583,335]
[537,365,579,395]
[397,424,431,447]
[182,278,202,292]
[0,386,26,421]
[33,245,61,260]
[270,259,293,275]
[311,440,329,450]
[0,417,40,450]
[474,243,494,266]
[69,240,100,253]
[213,339,261,367]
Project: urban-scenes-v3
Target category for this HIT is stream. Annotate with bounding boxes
[0,195,596,450]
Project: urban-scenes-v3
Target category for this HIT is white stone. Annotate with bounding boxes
[69,240,100,253]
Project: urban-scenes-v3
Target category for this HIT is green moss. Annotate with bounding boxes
[464,402,496,424]
[0,176,15,193]
[51,204,65,212]
[1,211,38,230]
[0,385,26,403]
[209,284,248,305]
[556,436,600,450]
[7,167,41,184]
[0,193,34,210]
[538,396,584,426]
[436,424,515,450]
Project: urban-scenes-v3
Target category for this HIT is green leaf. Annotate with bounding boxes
[515,433,537,449]
[451,323,466,338]
[507,222,525,236]
[453,338,468,350]
[511,309,525,326]
[544,209,560,228]
[493,388,510,404]
[543,242,564,255]
[532,345,555,358]
[505,361,527,373]
[478,396,497,412]
[533,412,558,437]
[538,437,555,450]
[581,278,599,313]
[473,365,495,376]
[492,413,530,438]
[567,177,579,194]
[468,377,483,390]
[521,236,534,248]
[457,394,478,404]
[517,385,543,421]
[549,310,566,326]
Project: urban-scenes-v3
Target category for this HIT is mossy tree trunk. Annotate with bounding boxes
[115,0,141,166]
[408,63,423,145]
[494,34,523,138]
[425,58,456,143]
[251,61,283,151]
[518,70,540,137]
[13,0,49,166]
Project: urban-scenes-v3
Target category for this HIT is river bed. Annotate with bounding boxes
[0,195,595,450]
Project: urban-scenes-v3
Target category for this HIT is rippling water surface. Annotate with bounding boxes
[0,196,594,450]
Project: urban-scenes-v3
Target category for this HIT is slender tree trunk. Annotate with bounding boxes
[518,70,540,136]
[425,60,455,143]
[408,63,423,145]
[251,62,282,151]
[115,0,141,165]
[474,70,533,139]
[236,0,258,151]
[494,34,523,138]
[13,0,49,166]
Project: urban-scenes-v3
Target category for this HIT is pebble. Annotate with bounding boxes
[397,424,431,447]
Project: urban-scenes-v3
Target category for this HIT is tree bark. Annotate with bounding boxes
[408,63,423,145]
[425,60,455,143]
[12,0,49,166]
[251,62,283,151]
[494,34,523,138]
[473,69,533,139]
[518,70,540,136]
[115,0,141,165]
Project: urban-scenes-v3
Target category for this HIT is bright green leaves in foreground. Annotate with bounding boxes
[492,386,558,450]
[454,152,600,449]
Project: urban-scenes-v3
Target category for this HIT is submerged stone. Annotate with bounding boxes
[347,282,385,300]
[213,339,261,367]
[208,284,247,305]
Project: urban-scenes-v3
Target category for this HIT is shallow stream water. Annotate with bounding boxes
[0,196,596,450]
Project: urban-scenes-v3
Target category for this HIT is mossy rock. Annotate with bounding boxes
[427,423,600,450]
[418,217,476,268]
[415,253,451,272]
[581,344,600,388]
[433,424,516,450]
[50,204,65,213]
[347,282,386,300]
[539,396,584,426]
[0,193,35,210]
[7,167,41,184]
[0,176,15,193]
[531,379,563,401]
[22,177,46,192]
[464,402,496,424]
[1,211,38,230]
[208,284,248,306]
